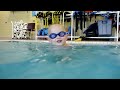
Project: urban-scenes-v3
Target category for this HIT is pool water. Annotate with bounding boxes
[0,41,120,79]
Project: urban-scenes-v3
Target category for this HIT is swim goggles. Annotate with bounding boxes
[49,31,69,39]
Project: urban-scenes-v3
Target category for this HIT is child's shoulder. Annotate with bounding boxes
[64,43,71,47]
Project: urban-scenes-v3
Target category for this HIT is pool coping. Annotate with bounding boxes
[0,40,120,45]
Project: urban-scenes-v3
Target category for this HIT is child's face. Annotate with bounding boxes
[48,25,68,46]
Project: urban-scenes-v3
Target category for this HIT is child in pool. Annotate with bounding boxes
[48,24,69,46]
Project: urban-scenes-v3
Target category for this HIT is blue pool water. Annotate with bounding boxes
[0,41,120,79]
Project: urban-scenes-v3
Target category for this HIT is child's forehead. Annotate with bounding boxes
[49,24,65,32]
[50,24,64,29]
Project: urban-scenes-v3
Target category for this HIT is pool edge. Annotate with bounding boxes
[0,40,120,45]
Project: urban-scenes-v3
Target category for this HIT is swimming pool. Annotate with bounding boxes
[0,41,120,79]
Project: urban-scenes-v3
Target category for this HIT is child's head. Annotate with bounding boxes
[48,24,68,46]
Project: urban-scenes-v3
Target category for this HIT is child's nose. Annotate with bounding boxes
[56,35,61,38]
